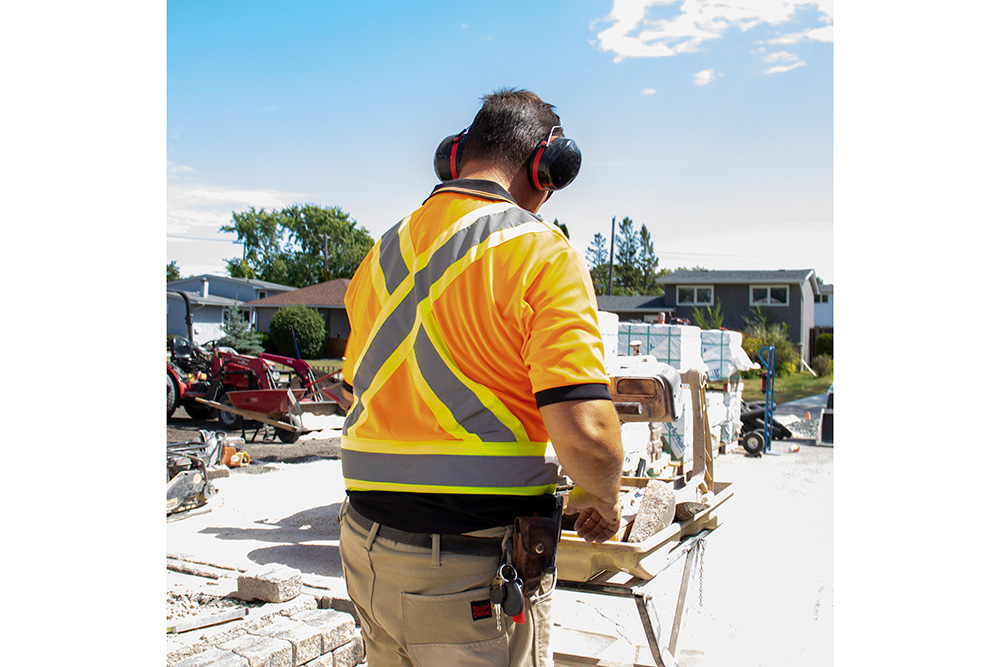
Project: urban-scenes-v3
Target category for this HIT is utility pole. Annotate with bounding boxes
[320,233,330,276]
[606,216,616,296]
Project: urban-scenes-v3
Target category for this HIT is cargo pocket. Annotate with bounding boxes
[401,587,509,667]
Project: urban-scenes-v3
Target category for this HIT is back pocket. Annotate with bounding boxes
[402,587,509,667]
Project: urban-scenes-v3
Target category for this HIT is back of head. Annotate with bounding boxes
[462,88,562,179]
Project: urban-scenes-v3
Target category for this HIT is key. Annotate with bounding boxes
[501,577,524,617]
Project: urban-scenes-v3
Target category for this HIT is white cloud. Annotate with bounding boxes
[169,185,297,234]
[763,51,800,63]
[641,88,657,95]
[765,24,833,45]
[593,0,833,62]
[693,69,716,86]
[765,61,807,74]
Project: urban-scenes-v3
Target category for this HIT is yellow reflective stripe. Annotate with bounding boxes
[419,312,530,442]
[341,435,549,456]
[343,478,557,496]
[403,346,473,441]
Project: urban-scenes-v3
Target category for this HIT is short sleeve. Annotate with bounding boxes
[519,233,610,395]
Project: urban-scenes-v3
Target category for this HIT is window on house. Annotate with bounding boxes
[751,285,789,306]
[677,286,713,305]
[815,294,829,303]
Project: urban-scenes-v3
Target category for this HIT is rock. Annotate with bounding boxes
[627,480,676,543]
[238,564,302,603]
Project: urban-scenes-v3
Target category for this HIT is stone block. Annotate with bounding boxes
[290,609,356,653]
[332,635,364,667]
[302,652,333,667]
[221,633,293,667]
[173,647,250,667]
[238,564,302,603]
[253,617,323,666]
[628,480,676,543]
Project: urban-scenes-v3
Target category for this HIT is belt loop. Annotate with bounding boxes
[337,500,348,525]
[364,520,380,552]
[431,534,441,567]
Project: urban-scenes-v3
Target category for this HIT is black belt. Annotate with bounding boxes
[346,505,505,557]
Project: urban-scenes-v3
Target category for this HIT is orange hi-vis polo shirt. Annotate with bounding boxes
[341,179,610,502]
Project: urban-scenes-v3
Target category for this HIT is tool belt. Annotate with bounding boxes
[510,495,563,596]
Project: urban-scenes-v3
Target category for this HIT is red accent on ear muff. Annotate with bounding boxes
[530,141,547,190]
[449,135,462,180]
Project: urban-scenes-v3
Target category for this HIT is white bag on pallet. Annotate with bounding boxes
[699,329,757,381]
[662,384,693,463]
[616,322,703,371]
[597,311,620,373]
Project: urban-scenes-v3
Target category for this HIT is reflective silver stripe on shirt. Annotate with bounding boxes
[413,325,517,442]
[377,218,410,295]
[344,205,540,434]
[341,448,558,490]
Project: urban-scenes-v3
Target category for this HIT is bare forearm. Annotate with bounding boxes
[539,399,623,502]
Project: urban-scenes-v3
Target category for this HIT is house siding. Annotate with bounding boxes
[665,281,811,357]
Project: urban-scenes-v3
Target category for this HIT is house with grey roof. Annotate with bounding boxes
[656,269,823,359]
[167,275,296,345]
[244,278,352,358]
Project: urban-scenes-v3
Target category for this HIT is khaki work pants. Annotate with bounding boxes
[339,501,555,667]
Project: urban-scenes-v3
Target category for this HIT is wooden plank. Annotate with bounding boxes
[195,398,299,432]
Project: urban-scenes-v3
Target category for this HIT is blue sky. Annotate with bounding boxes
[167,0,834,283]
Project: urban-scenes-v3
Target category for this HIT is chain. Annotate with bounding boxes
[698,540,705,607]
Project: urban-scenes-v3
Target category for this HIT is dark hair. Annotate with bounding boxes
[461,88,562,178]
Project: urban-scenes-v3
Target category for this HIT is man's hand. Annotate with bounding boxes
[565,486,622,543]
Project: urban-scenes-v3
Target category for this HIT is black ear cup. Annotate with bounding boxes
[528,137,582,191]
[434,130,467,182]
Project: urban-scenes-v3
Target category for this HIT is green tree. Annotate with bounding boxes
[269,305,327,358]
[167,261,181,282]
[638,224,659,293]
[218,303,264,355]
[220,204,374,287]
[614,217,642,294]
[586,232,610,294]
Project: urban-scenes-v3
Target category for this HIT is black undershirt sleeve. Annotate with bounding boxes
[534,382,612,408]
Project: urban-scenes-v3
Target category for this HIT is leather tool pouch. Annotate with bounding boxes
[512,496,563,596]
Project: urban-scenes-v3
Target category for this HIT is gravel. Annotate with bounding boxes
[166,592,265,623]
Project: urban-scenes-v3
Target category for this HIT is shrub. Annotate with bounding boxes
[812,354,833,377]
[218,304,264,355]
[269,305,326,358]
[741,333,798,378]
[815,333,834,358]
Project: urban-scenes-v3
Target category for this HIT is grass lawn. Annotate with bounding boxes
[741,371,833,406]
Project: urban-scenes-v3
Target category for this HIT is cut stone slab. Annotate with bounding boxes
[290,609,356,653]
[221,633,293,667]
[172,647,250,667]
[628,480,676,543]
[332,635,364,667]
[252,617,323,666]
[238,564,302,603]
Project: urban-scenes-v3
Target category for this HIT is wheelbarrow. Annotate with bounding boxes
[195,387,343,443]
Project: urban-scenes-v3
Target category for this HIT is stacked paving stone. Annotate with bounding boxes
[168,564,364,667]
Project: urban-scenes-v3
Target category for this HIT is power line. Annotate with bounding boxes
[167,234,235,243]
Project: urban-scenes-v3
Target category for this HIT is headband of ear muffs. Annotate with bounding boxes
[434,129,582,191]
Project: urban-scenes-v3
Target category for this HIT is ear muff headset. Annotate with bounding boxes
[433,126,582,191]
[433,129,467,183]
